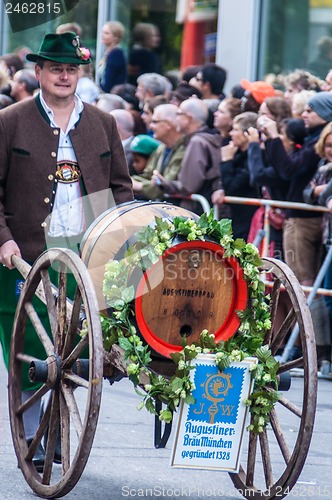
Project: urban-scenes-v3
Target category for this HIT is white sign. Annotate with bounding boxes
[170,354,257,472]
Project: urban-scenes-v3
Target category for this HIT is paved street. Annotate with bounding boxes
[0,353,332,500]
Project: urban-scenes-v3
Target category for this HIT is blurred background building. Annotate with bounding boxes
[0,0,332,91]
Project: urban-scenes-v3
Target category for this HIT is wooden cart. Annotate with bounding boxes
[8,201,317,499]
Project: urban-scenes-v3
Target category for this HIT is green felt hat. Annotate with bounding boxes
[26,32,91,65]
[129,135,160,156]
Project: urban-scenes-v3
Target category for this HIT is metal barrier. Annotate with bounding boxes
[222,195,328,257]
[164,193,212,214]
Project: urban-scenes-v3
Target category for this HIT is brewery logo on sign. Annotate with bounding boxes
[188,363,245,425]
[4,1,79,33]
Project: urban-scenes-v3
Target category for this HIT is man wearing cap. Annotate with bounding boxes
[0,32,133,470]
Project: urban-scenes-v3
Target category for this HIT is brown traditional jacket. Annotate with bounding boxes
[0,95,133,261]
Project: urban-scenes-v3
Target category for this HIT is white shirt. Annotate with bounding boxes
[122,136,134,149]
[39,91,86,237]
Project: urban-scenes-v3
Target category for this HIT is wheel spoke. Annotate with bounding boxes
[56,265,68,354]
[259,429,274,489]
[62,287,82,358]
[25,302,54,356]
[270,307,296,355]
[26,403,51,461]
[265,386,302,418]
[26,436,43,462]
[40,268,58,338]
[246,424,258,487]
[270,408,291,463]
[264,278,281,345]
[43,392,60,484]
[278,358,304,373]
[60,390,71,474]
[62,334,89,369]
[61,384,83,438]
[63,371,89,389]
[277,394,302,418]
[17,385,50,416]
[15,353,41,364]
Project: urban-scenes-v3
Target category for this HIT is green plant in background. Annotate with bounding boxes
[99,210,281,434]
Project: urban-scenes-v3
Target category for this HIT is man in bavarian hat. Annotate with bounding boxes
[0,32,133,470]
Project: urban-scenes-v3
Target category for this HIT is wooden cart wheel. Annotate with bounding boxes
[230,258,317,499]
[8,248,103,499]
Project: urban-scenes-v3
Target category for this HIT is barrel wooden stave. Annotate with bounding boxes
[81,201,195,313]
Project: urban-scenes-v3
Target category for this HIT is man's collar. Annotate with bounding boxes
[39,90,84,120]
[122,136,134,147]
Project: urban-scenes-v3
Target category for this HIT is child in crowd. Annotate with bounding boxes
[129,134,160,175]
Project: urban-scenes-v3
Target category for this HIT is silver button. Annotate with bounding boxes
[48,174,54,181]
[41,222,47,228]
[51,152,56,158]
[53,129,59,135]
[44,197,50,204]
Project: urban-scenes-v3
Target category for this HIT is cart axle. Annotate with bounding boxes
[29,356,89,385]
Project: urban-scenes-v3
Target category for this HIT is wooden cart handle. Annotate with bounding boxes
[11,254,31,280]
[11,253,54,308]
[11,253,73,316]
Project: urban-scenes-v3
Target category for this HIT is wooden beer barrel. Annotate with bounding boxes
[80,201,195,312]
[80,201,248,358]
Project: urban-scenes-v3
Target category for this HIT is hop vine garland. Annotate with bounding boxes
[99,210,280,434]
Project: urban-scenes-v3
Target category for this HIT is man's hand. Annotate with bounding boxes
[0,240,21,269]
[257,116,279,139]
[211,189,225,206]
[246,127,260,143]
[221,141,237,161]
[313,184,327,197]
[327,198,332,212]
[132,179,143,193]
[152,170,167,189]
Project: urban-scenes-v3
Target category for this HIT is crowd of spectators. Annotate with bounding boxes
[1,21,332,371]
